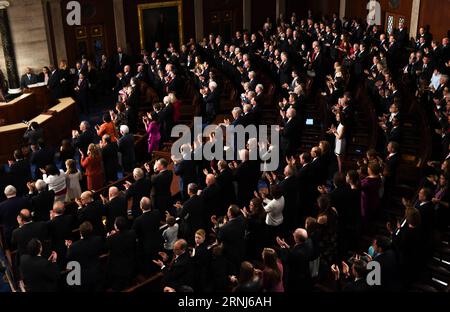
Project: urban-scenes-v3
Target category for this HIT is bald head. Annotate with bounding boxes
[205,174,216,186]
[109,186,119,199]
[140,197,152,211]
[293,228,308,245]
[173,239,188,256]
[18,209,32,225]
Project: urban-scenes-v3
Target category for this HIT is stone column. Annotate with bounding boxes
[409,0,421,38]
[48,0,67,64]
[276,0,286,22]
[113,0,127,51]
[243,0,251,31]
[339,0,346,20]
[194,0,204,41]
[0,1,20,93]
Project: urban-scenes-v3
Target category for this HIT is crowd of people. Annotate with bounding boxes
[0,9,449,292]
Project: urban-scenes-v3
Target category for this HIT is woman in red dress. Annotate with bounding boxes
[80,143,105,191]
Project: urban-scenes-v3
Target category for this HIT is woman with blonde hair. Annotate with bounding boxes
[80,143,104,191]
[168,92,181,123]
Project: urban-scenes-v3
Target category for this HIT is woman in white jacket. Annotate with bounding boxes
[41,164,67,202]
[256,184,285,242]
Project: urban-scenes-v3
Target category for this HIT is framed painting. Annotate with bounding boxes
[137,1,184,51]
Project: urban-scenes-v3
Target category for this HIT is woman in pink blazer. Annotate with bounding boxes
[143,111,161,157]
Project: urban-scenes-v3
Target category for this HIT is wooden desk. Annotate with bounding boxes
[0,98,78,163]
[0,93,37,126]
[23,84,56,112]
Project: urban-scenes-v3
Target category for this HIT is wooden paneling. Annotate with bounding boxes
[418,0,450,41]
[0,94,37,126]
[203,0,242,40]
[123,0,195,56]
[345,0,412,29]
[251,0,276,32]
[286,0,340,20]
[61,0,117,66]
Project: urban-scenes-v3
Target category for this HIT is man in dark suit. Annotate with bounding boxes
[202,81,220,124]
[277,52,292,86]
[47,201,74,269]
[132,197,162,275]
[20,67,38,89]
[216,160,236,208]
[372,235,403,291]
[20,239,59,292]
[415,188,435,251]
[76,191,106,237]
[72,121,95,155]
[11,209,48,267]
[118,125,135,174]
[151,158,173,217]
[199,174,223,221]
[125,168,151,219]
[176,183,204,243]
[173,147,197,201]
[153,239,194,290]
[106,216,136,291]
[100,134,119,183]
[66,221,104,291]
[27,179,54,222]
[276,165,299,231]
[47,66,63,99]
[215,205,246,274]
[9,149,32,196]
[280,107,301,158]
[395,23,408,48]
[74,72,90,113]
[0,185,31,247]
[277,228,313,292]
[29,139,55,179]
[384,141,400,195]
[233,149,260,208]
[102,186,128,232]
[296,152,315,224]
[331,258,370,292]
[126,79,141,134]
[112,47,130,74]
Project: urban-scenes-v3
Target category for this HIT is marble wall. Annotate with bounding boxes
[0,0,51,79]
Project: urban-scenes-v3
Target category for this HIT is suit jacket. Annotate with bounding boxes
[281,117,301,156]
[30,147,55,177]
[29,190,55,222]
[77,201,106,237]
[47,214,75,268]
[20,74,38,89]
[200,183,222,218]
[105,195,128,232]
[106,229,136,278]
[118,134,135,173]
[66,235,104,286]
[0,196,31,244]
[11,221,48,262]
[48,70,63,99]
[180,194,204,239]
[150,170,173,213]
[216,167,236,207]
[9,159,32,195]
[73,129,95,155]
[132,210,162,256]
[278,175,299,228]
[280,240,313,292]
[20,255,60,292]
[101,142,119,183]
[125,177,151,217]
[217,215,246,271]
[236,159,260,204]
[174,158,197,196]
[163,251,194,289]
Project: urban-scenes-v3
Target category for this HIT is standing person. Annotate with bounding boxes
[328,112,346,173]
[41,164,67,203]
[261,248,284,292]
[65,159,82,202]
[361,162,383,229]
[143,111,161,157]
[118,125,136,174]
[95,114,118,143]
[80,144,104,191]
